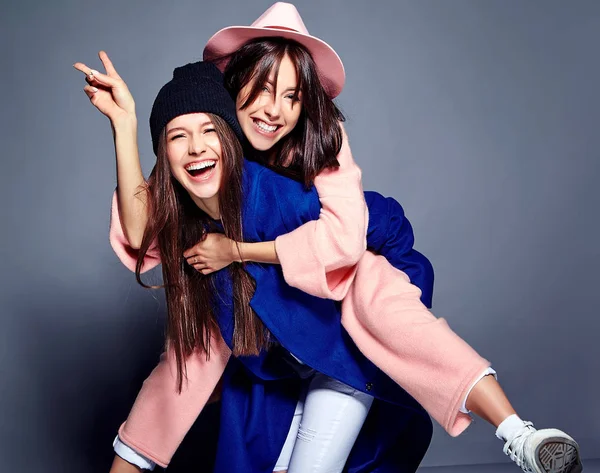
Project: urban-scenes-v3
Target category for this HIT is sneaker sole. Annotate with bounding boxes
[535,437,583,473]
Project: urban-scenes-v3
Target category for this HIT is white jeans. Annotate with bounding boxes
[273,372,374,473]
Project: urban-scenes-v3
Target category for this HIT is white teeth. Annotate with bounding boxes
[186,160,216,171]
[255,120,278,132]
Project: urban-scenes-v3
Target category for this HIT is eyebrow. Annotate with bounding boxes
[166,121,213,134]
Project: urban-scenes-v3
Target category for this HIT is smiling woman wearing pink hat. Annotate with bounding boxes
[75,2,582,473]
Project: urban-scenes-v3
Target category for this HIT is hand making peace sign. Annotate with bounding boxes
[73,51,136,125]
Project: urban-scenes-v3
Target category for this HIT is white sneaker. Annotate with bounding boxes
[503,421,583,473]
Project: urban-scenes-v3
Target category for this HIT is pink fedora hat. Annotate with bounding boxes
[203,2,345,98]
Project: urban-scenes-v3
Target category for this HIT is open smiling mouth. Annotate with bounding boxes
[253,119,281,135]
[185,160,217,179]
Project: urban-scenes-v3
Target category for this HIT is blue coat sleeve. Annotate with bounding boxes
[364,191,435,308]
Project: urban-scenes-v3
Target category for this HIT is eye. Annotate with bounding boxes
[285,91,301,102]
[261,85,271,93]
[204,128,216,134]
[169,133,185,141]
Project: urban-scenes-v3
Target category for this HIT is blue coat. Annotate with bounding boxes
[211,160,434,473]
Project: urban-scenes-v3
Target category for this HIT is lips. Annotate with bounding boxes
[185,160,217,181]
[252,118,281,135]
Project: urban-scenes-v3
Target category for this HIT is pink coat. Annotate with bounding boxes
[110,128,490,467]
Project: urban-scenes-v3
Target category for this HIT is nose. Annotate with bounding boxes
[263,94,281,121]
[188,133,206,156]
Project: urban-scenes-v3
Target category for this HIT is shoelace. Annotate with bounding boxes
[503,421,536,472]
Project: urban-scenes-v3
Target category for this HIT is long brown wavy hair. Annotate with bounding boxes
[134,113,269,391]
[223,37,345,187]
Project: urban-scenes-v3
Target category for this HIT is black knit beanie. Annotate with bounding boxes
[149,61,244,154]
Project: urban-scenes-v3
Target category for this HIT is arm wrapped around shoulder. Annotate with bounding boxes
[275,124,368,300]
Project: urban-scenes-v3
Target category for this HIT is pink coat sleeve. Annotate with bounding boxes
[110,191,231,466]
[340,252,491,437]
[118,334,232,468]
[275,123,368,300]
[109,191,161,273]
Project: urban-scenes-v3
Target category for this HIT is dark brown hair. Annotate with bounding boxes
[135,113,269,391]
[224,37,345,187]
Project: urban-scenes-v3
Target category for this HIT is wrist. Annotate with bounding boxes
[112,115,138,133]
[232,241,244,263]
[110,454,143,473]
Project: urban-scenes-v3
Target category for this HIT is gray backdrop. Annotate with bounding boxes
[2,0,599,471]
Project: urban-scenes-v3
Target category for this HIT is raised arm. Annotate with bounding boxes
[74,51,149,251]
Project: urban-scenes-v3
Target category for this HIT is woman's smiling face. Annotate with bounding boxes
[165,112,223,212]
[235,54,302,157]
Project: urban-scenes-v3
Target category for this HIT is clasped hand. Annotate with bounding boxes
[184,233,241,275]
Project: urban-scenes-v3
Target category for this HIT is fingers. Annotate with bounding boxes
[185,254,215,275]
[73,61,122,89]
[184,253,206,266]
[183,236,210,258]
[184,253,200,264]
[99,50,122,79]
[83,84,99,100]
[87,68,122,89]
[73,62,94,77]
[183,245,205,259]
[192,264,214,275]
[183,249,196,259]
